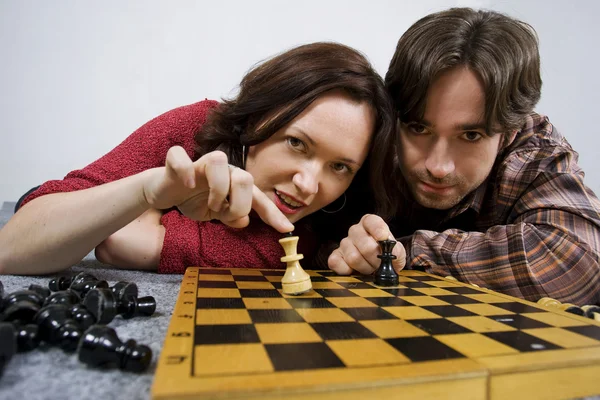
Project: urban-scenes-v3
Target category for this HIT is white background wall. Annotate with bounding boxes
[1,0,599,201]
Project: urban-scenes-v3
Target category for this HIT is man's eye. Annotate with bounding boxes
[408,124,427,134]
[463,131,483,142]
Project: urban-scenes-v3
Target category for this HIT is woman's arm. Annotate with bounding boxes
[0,170,151,275]
[95,208,165,271]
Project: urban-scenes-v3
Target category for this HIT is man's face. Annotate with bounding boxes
[398,66,504,210]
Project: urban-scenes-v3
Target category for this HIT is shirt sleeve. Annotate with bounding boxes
[19,101,215,208]
[399,155,600,306]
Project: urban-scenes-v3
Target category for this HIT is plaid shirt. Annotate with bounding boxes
[394,113,600,306]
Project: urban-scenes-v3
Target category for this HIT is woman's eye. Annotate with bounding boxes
[463,131,483,142]
[287,137,306,150]
[332,163,352,174]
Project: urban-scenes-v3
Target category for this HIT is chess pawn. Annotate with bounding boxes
[582,305,600,321]
[14,323,40,352]
[78,325,152,373]
[28,284,51,300]
[34,304,82,352]
[0,300,41,325]
[374,240,399,287]
[279,235,312,295]
[44,289,81,307]
[69,273,109,297]
[48,276,74,292]
[110,282,138,302]
[537,297,561,307]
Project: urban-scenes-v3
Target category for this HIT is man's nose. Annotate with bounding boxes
[424,140,455,179]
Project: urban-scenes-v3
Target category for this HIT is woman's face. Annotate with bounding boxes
[245,91,375,223]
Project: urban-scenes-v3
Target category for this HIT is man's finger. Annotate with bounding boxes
[251,186,294,233]
[337,237,377,275]
[327,249,353,275]
[360,214,393,241]
[392,242,407,273]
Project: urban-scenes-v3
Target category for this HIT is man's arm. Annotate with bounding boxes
[400,171,600,306]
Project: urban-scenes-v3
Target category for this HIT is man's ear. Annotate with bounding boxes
[500,129,519,150]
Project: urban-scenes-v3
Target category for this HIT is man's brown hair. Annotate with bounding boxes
[385,7,542,133]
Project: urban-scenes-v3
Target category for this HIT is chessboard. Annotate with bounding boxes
[152,268,600,400]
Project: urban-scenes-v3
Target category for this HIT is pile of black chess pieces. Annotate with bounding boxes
[0,272,156,378]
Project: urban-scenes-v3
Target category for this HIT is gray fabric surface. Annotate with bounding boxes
[0,202,182,400]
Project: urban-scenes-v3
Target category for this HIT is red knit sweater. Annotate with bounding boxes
[21,101,315,273]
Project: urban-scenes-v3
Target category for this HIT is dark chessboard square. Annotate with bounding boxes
[408,275,442,282]
[271,281,283,289]
[355,275,375,283]
[261,270,285,276]
[198,269,232,275]
[382,288,424,296]
[484,331,562,352]
[233,275,269,282]
[386,336,465,362]
[238,289,282,298]
[409,319,473,335]
[443,287,483,295]
[565,325,600,341]
[314,289,357,297]
[195,324,259,344]
[248,309,304,323]
[491,302,544,314]
[286,298,335,309]
[315,271,338,276]
[489,314,550,329]
[422,305,478,318]
[400,282,434,288]
[336,282,376,289]
[265,342,344,371]
[309,276,331,282]
[434,295,481,305]
[342,307,396,321]
[197,281,238,289]
[365,297,412,307]
[196,298,246,309]
[310,322,377,340]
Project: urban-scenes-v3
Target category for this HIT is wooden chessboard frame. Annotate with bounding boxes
[152,267,600,400]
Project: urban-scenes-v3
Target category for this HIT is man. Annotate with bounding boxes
[328,8,600,306]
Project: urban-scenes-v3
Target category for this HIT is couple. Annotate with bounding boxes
[1,8,599,306]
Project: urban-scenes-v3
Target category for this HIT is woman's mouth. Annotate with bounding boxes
[274,190,304,214]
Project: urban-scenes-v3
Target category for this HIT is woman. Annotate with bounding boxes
[0,42,396,275]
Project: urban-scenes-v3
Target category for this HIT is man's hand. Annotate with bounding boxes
[328,214,406,275]
[142,147,294,233]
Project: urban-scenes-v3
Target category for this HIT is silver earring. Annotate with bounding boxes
[242,145,247,169]
[321,193,346,214]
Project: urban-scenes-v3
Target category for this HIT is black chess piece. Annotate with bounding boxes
[374,239,399,287]
[70,304,96,330]
[0,301,41,324]
[34,304,82,352]
[28,284,51,300]
[4,290,45,308]
[44,290,81,307]
[48,276,74,292]
[110,282,138,302]
[0,322,17,377]
[84,288,156,324]
[69,273,108,297]
[13,323,40,352]
[77,325,152,372]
